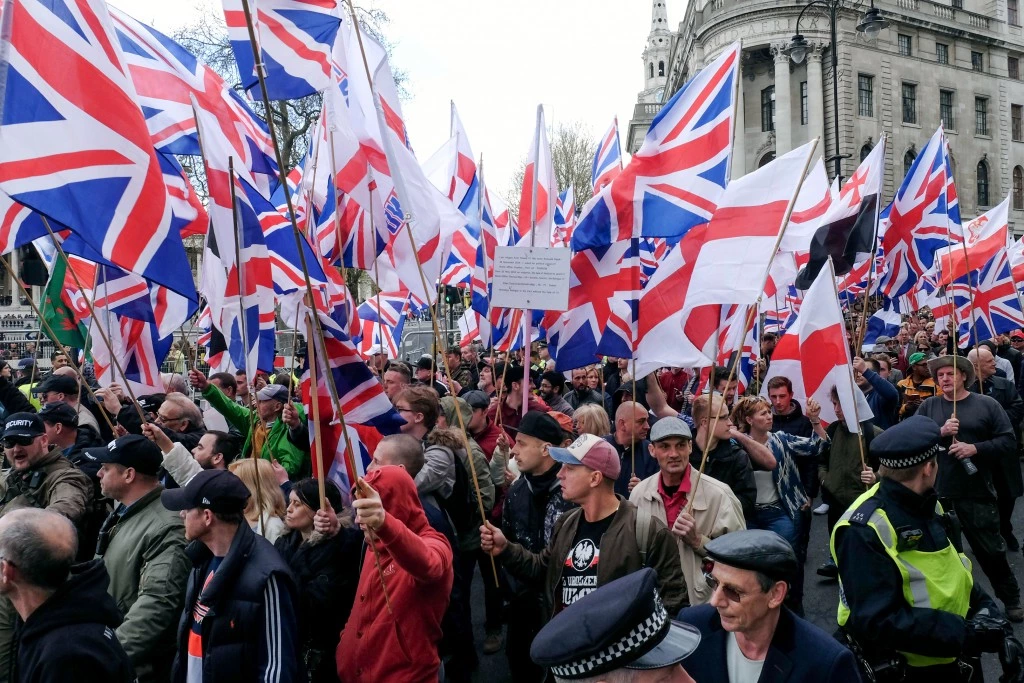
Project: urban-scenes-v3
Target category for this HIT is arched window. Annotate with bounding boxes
[860,144,873,162]
[977,159,990,207]
[649,62,654,79]
[1014,166,1023,210]
[658,61,666,77]
[758,151,776,168]
[903,149,917,178]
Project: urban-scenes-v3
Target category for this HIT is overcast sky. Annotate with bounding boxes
[112,0,677,200]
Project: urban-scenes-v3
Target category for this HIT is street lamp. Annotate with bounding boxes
[784,0,887,185]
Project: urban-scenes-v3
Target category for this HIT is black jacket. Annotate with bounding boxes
[14,559,135,683]
[678,603,862,682]
[603,435,658,497]
[274,527,361,683]
[173,522,300,683]
[689,438,756,520]
[971,375,1024,497]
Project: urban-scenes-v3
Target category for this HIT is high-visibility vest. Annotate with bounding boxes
[831,483,973,668]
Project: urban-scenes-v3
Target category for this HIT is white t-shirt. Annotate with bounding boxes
[726,632,766,683]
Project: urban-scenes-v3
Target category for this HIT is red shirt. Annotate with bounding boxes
[657,466,692,528]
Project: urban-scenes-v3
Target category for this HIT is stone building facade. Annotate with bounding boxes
[628,0,1024,229]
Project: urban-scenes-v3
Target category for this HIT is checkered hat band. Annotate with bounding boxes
[550,603,668,678]
[878,443,942,470]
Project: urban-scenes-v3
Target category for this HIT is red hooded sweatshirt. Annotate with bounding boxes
[336,466,454,682]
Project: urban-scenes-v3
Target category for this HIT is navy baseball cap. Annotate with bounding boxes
[161,469,250,513]
[3,413,44,439]
[32,374,77,396]
[38,401,78,427]
[81,435,163,477]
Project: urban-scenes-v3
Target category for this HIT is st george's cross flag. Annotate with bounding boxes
[762,261,874,432]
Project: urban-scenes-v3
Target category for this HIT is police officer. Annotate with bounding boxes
[832,415,1024,682]
[530,567,701,682]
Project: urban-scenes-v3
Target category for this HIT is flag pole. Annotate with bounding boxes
[685,139,818,512]
[38,219,148,427]
[305,312,327,510]
[826,257,869,476]
[6,242,116,435]
[343,0,497,586]
[523,104,545,417]
[853,137,886,352]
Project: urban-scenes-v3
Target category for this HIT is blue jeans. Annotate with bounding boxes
[749,503,804,614]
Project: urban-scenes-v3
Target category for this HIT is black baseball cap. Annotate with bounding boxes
[161,469,250,513]
[3,413,45,439]
[38,402,78,427]
[81,435,163,477]
[32,374,77,396]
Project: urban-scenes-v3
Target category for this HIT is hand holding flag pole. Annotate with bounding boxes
[344,0,498,587]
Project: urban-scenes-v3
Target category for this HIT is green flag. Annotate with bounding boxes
[40,258,88,351]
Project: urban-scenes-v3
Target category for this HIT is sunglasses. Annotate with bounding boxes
[701,559,752,603]
[3,436,33,448]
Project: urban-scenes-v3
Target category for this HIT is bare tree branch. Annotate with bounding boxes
[506,120,596,222]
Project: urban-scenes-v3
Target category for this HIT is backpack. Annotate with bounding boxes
[436,445,473,537]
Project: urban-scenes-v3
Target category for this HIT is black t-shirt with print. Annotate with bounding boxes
[557,512,614,613]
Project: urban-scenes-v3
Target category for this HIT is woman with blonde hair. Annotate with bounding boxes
[574,403,611,437]
[229,457,287,544]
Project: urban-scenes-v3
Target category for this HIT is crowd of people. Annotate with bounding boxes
[1,313,1024,681]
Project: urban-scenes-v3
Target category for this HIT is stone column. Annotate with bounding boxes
[806,43,826,150]
[772,43,792,156]
[733,76,746,179]
[9,249,19,306]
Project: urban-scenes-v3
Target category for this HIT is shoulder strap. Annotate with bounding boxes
[847,496,883,528]
[634,506,652,566]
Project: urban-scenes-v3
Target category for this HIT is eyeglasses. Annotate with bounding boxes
[701,560,752,603]
[156,413,182,424]
[394,406,413,414]
[3,436,33,448]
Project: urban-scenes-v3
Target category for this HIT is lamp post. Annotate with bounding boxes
[784,0,887,186]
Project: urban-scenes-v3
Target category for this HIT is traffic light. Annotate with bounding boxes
[443,285,460,305]
[19,245,46,286]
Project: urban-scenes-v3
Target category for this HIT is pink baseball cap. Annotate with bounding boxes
[548,433,621,481]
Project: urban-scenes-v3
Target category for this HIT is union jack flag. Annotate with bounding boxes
[0,189,48,256]
[434,107,481,286]
[91,263,194,339]
[949,249,1024,346]
[91,310,172,395]
[0,0,197,303]
[879,126,961,300]
[572,43,739,251]
[471,177,502,347]
[223,0,341,100]
[356,290,409,359]
[552,186,577,248]
[592,117,622,196]
[637,236,672,287]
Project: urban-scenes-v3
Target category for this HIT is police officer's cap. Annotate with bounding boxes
[704,529,798,582]
[530,568,700,679]
[870,415,942,469]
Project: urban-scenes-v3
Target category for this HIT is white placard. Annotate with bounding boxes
[490,246,571,311]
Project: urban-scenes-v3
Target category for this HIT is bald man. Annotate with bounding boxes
[603,401,657,496]
[0,508,135,681]
[969,346,1024,551]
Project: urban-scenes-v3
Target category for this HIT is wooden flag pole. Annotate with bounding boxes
[305,312,327,511]
[344,0,497,586]
[826,258,869,476]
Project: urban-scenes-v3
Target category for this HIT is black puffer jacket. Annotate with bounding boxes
[14,559,135,682]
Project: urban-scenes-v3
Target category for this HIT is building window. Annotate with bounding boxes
[1014,105,1023,141]
[940,89,955,130]
[952,0,963,8]
[758,152,776,168]
[972,51,984,72]
[902,83,917,124]
[1011,0,1021,26]
[860,144,873,162]
[1015,167,1024,210]
[658,61,665,77]
[800,81,808,125]
[977,160,990,207]
[649,63,654,79]
[904,149,917,177]
[898,34,912,56]
[975,97,989,135]
[761,86,775,132]
[858,74,874,117]
[937,43,949,64]
[1012,56,1021,80]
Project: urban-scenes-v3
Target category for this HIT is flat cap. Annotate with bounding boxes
[462,390,490,410]
[530,568,700,679]
[704,529,798,582]
[870,414,942,469]
[649,416,691,443]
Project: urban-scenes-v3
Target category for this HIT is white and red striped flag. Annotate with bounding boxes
[762,261,873,432]
[934,195,1009,287]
